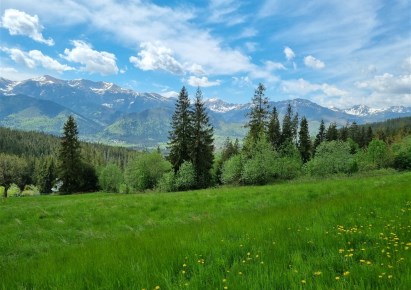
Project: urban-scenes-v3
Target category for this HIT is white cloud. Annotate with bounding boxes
[62,40,118,75]
[0,9,54,46]
[265,60,286,71]
[130,42,183,75]
[187,76,221,87]
[356,73,411,95]
[284,46,295,61]
[282,78,347,97]
[245,42,257,52]
[161,91,179,99]
[0,66,38,80]
[1,47,72,72]
[187,63,205,75]
[304,55,325,69]
[232,76,253,87]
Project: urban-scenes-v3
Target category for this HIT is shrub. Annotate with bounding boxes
[221,155,243,185]
[21,185,40,196]
[7,183,21,197]
[393,150,411,171]
[174,161,195,191]
[99,164,123,193]
[366,139,392,169]
[156,171,176,192]
[118,183,129,194]
[0,186,5,198]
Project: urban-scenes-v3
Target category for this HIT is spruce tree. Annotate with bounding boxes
[268,106,281,150]
[168,86,192,172]
[281,103,294,146]
[58,115,82,194]
[246,83,270,142]
[313,119,326,153]
[190,88,214,188]
[298,117,311,163]
[325,122,338,141]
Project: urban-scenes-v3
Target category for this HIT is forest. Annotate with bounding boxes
[0,84,410,197]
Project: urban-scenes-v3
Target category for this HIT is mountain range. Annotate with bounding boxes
[1,75,410,148]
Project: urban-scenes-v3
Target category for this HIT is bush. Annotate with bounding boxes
[221,155,243,185]
[118,183,129,194]
[99,164,123,193]
[393,150,411,171]
[21,185,40,196]
[174,161,195,191]
[156,171,176,192]
[7,183,21,197]
[0,186,5,198]
[366,139,392,169]
[125,152,172,191]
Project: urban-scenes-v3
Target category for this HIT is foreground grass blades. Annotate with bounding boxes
[1,171,410,289]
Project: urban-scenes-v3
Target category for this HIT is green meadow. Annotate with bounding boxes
[1,171,410,289]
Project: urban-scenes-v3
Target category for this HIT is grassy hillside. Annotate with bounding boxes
[1,171,410,289]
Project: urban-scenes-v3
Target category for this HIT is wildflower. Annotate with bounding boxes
[222,279,227,283]
[183,263,186,267]
[335,276,340,280]
[343,271,350,276]
[366,261,372,265]
[388,275,393,279]
[155,287,160,290]
[182,270,186,274]
[301,280,306,284]
[238,272,243,275]
[224,287,228,290]
[360,259,366,263]
[313,271,322,276]
[260,261,264,264]
[339,249,344,253]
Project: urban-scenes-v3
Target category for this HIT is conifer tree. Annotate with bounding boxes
[326,122,338,141]
[313,119,326,153]
[168,86,192,172]
[190,88,214,188]
[246,83,270,142]
[268,106,281,150]
[58,115,82,194]
[281,103,294,146]
[298,117,311,163]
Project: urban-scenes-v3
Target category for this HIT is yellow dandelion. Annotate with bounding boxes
[247,252,251,256]
[339,249,344,253]
[222,279,227,283]
[301,280,306,284]
[238,271,243,275]
[360,259,366,263]
[182,270,186,274]
[155,287,160,290]
[260,261,264,264]
[224,287,228,290]
[343,271,350,276]
[366,261,372,265]
[388,275,393,279]
[183,263,187,267]
[314,271,322,276]
[378,275,383,278]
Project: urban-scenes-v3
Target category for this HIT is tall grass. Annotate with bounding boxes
[1,171,410,289]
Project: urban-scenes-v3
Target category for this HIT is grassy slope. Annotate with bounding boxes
[1,171,411,289]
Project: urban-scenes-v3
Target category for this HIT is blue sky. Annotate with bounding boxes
[0,0,410,108]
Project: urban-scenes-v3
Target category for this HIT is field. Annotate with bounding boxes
[1,171,411,289]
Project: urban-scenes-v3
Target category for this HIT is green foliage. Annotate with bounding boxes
[276,142,302,180]
[156,171,176,192]
[118,183,129,194]
[168,86,192,172]
[58,116,83,194]
[313,119,326,154]
[174,161,196,191]
[0,153,28,188]
[6,183,21,197]
[267,106,281,150]
[99,164,123,193]
[0,186,5,198]
[190,88,214,188]
[325,122,338,141]
[298,116,311,163]
[304,141,356,176]
[245,83,270,142]
[241,137,277,185]
[35,157,56,194]
[125,152,171,192]
[366,139,391,169]
[221,154,243,185]
[21,185,40,196]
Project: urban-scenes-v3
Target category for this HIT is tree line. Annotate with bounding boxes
[1,84,410,196]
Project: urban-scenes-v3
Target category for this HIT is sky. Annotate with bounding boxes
[0,0,410,108]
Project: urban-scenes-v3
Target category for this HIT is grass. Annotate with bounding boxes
[1,171,411,289]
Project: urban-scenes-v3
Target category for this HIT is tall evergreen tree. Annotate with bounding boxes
[190,88,214,188]
[246,83,270,142]
[281,103,294,146]
[325,122,338,141]
[313,119,326,153]
[291,112,299,145]
[268,106,281,150]
[298,117,311,163]
[58,115,82,194]
[168,86,192,172]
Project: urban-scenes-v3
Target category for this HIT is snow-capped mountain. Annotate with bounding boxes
[1,75,410,147]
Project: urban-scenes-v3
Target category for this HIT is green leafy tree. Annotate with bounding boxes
[221,154,243,185]
[35,157,56,194]
[58,116,83,194]
[214,138,240,185]
[190,88,214,188]
[298,117,311,163]
[168,86,192,172]
[0,153,28,189]
[245,83,270,142]
[125,152,171,191]
[99,164,123,193]
[174,161,196,191]
[366,139,391,169]
[268,106,281,150]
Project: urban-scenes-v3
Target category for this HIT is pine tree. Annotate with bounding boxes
[58,115,82,194]
[268,106,281,150]
[313,119,326,153]
[298,117,311,163]
[246,83,270,142]
[190,88,214,188]
[281,103,294,146]
[325,122,338,141]
[168,86,192,172]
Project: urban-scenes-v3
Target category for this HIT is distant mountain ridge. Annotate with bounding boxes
[0,75,410,148]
